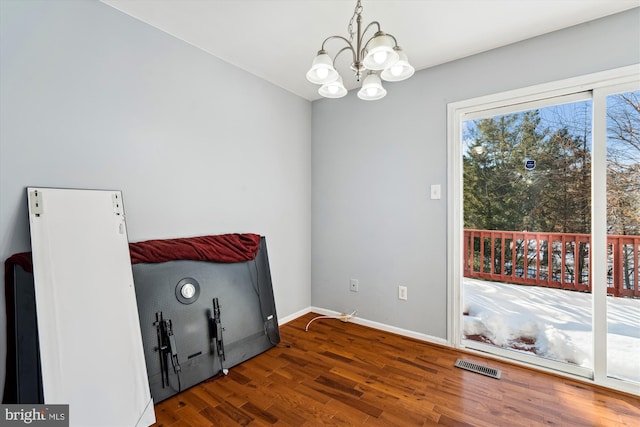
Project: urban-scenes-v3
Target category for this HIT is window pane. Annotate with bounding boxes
[606,90,640,383]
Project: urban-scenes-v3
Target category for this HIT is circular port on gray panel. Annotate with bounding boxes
[181,283,196,299]
[175,278,200,304]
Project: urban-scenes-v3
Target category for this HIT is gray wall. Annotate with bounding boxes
[0,0,311,397]
[311,8,640,339]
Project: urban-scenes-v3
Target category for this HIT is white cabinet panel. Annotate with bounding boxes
[27,188,155,427]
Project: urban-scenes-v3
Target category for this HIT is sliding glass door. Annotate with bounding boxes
[603,88,640,384]
[449,67,640,394]
[461,94,594,377]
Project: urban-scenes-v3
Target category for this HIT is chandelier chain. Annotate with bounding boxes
[347,0,363,43]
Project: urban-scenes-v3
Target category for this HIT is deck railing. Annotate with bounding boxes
[463,229,640,298]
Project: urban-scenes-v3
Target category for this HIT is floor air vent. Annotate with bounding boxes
[454,359,501,379]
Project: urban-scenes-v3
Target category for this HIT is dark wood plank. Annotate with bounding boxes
[153,312,640,426]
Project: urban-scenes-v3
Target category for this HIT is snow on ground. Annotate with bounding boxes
[463,278,640,383]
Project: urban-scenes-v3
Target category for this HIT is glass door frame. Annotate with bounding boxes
[458,91,594,380]
[593,81,640,390]
[447,65,640,395]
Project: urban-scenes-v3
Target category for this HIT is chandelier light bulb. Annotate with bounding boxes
[373,50,388,65]
[390,65,403,76]
[317,67,329,79]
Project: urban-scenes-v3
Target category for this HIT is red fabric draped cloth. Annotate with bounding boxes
[5,233,262,274]
[128,233,262,264]
[4,251,32,278]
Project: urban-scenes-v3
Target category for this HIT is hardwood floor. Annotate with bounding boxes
[152,312,640,426]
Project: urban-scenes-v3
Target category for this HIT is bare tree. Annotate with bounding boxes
[606,91,640,292]
[607,92,640,236]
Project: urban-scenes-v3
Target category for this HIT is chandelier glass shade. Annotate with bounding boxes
[357,71,386,101]
[380,47,415,81]
[305,51,339,85]
[306,0,414,100]
[319,75,348,98]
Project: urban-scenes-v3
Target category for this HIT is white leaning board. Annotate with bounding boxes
[27,187,155,427]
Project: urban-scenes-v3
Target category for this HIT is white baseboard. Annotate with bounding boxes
[279,306,449,348]
[277,307,312,325]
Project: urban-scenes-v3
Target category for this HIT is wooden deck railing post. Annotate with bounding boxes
[463,229,639,298]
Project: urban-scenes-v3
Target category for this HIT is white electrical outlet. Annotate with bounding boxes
[398,285,408,300]
[350,279,359,292]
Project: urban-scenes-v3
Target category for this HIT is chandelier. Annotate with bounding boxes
[306,0,414,101]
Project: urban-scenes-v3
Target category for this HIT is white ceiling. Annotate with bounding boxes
[101,0,639,101]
